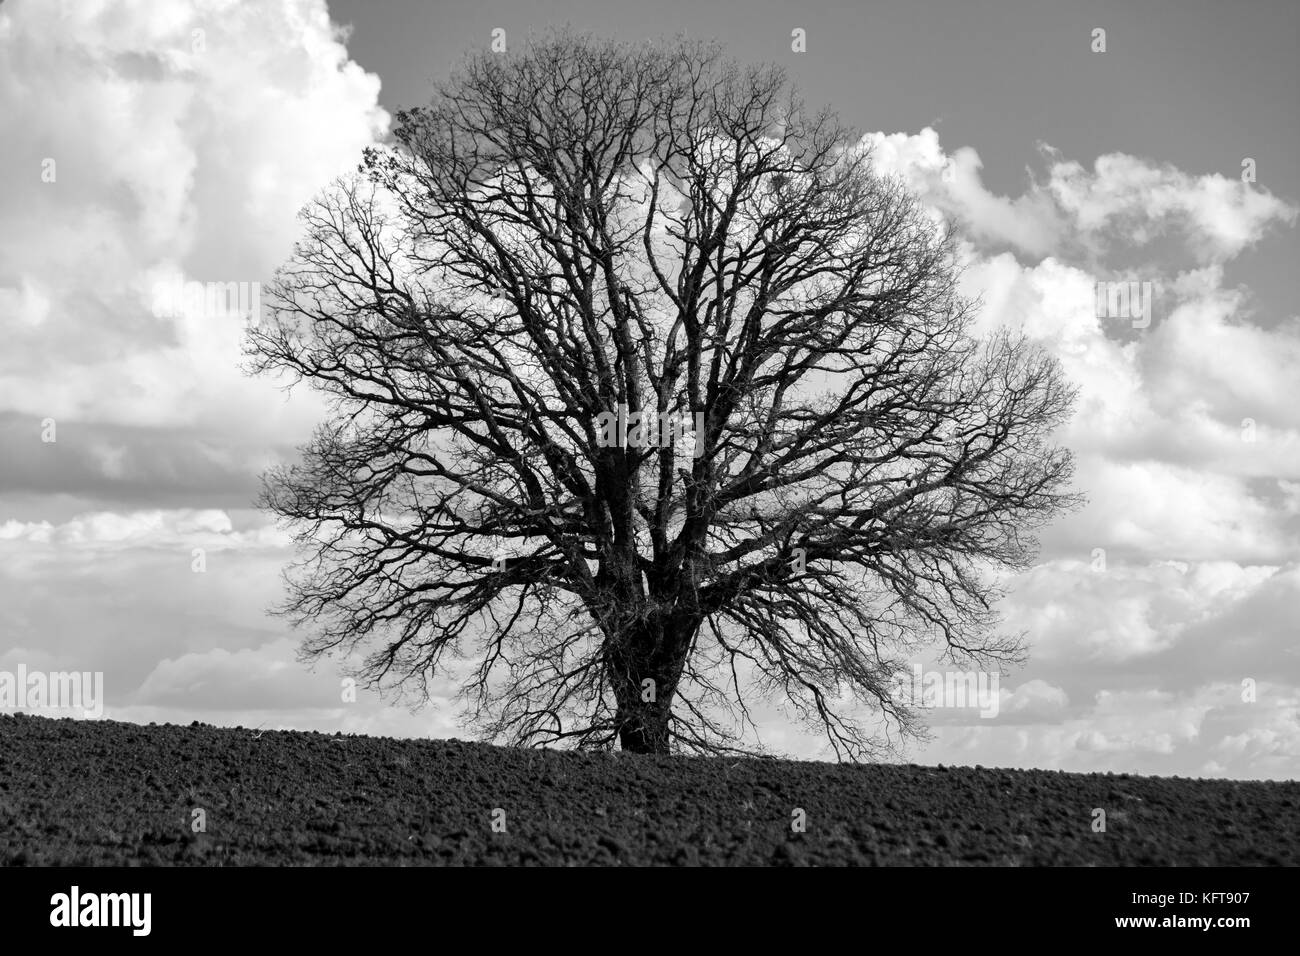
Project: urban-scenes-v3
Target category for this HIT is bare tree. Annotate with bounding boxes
[247,33,1079,758]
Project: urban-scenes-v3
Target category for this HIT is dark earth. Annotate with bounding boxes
[1,713,1295,865]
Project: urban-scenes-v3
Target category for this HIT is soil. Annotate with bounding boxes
[1,713,1295,865]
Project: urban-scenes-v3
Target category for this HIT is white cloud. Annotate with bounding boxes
[0,508,288,549]
[864,128,1065,256]
[1047,152,1296,262]
[0,0,388,434]
[998,679,1070,723]
[921,683,1299,780]
[950,237,1300,566]
[861,128,1295,264]
[1003,559,1286,665]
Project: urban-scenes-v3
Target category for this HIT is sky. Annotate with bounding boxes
[0,0,1297,779]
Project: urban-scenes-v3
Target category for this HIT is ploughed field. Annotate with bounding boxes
[1,714,1295,865]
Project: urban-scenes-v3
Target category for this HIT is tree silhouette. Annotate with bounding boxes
[247,33,1078,758]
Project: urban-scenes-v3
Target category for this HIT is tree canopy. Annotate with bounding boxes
[247,33,1078,758]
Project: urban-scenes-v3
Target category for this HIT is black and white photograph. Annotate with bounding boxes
[0,0,1296,932]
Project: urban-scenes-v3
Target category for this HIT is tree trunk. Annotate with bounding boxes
[616,697,671,754]
[607,616,693,755]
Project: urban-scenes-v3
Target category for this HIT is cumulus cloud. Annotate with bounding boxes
[1002,560,1288,668]
[0,0,388,435]
[0,0,390,731]
[924,683,1298,780]
[949,236,1300,570]
[863,128,1295,265]
[0,507,465,739]
[134,639,328,711]
[997,680,1070,723]
[864,128,1065,256]
[0,507,288,549]
[893,560,1300,778]
[1046,152,1296,262]
[852,127,1299,777]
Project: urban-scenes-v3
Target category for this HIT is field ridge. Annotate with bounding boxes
[2,714,1295,865]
